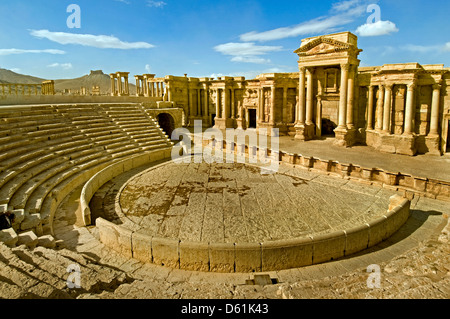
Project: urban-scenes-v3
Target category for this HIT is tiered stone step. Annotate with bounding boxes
[0,242,129,299]
[0,104,172,235]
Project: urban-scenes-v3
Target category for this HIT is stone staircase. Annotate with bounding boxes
[0,241,132,299]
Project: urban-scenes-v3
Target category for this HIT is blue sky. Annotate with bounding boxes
[0,0,449,80]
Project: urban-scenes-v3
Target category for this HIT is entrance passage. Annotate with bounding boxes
[157,113,175,138]
[322,118,337,136]
[248,109,257,129]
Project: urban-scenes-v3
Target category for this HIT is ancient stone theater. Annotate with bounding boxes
[0,32,448,299]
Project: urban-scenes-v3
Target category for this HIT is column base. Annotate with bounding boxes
[236,118,246,130]
[334,127,356,147]
[294,123,315,141]
[366,130,417,156]
[214,118,235,130]
[424,134,442,156]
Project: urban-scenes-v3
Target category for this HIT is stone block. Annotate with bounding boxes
[0,204,7,214]
[17,231,38,249]
[235,243,261,273]
[367,216,388,247]
[131,231,152,263]
[0,228,18,247]
[152,237,180,269]
[37,235,56,248]
[179,241,210,272]
[261,237,313,271]
[385,199,410,238]
[345,224,370,256]
[209,242,235,273]
[20,213,41,231]
[311,231,346,264]
[96,218,133,258]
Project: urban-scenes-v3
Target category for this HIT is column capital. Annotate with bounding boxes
[340,63,350,72]
[299,66,306,73]
[384,83,394,91]
[407,81,417,91]
[432,83,442,91]
[305,67,315,75]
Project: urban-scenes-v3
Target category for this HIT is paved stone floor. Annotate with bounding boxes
[105,161,395,243]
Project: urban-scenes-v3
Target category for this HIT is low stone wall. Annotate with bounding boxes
[80,148,172,226]
[96,194,410,273]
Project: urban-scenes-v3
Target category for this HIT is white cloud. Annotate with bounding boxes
[145,64,152,73]
[231,56,272,64]
[30,29,155,50]
[147,1,167,8]
[115,0,131,4]
[47,63,73,70]
[239,0,367,42]
[0,48,66,56]
[332,0,361,12]
[214,42,282,64]
[443,43,450,52]
[10,68,21,73]
[355,20,399,37]
[214,42,282,57]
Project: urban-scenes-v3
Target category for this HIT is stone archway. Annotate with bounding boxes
[157,113,176,138]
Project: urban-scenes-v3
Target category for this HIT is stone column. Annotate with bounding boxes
[197,89,202,116]
[259,88,265,123]
[404,82,416,135]
[124,76,129,96]
[429,83,441,136]
[297,67,306,125]
[224,88,230,119]
[346,65,355,129]
[215,90,220,119]
[282,86,288,123]
[231,89,235,119]
[367,86,375,130]
[117,76,123,96]
[306,68,314,125]
[375,85,385,131]
[270,86,276,125]
[204,87,210,118]
[135,76,141,96]
[110,75,116,96]
[338,64,349,129]
[383,84,393,133]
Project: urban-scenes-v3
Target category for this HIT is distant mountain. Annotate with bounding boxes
[0,68,46,84]
[0,69,137,95]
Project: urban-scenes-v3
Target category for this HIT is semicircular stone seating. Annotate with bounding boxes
[0,103,173,238]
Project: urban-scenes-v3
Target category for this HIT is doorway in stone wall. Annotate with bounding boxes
[321,118,337,137]
[157,113,175,139]
[248,109,257,129]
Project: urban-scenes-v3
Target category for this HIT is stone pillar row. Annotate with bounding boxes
[366,80,441,137]
[0,83,41,96]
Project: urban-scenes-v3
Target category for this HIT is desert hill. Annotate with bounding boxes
[0,69,137,95]
[0,68,45,84]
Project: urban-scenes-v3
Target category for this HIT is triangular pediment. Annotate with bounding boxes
[294,37,352,56]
